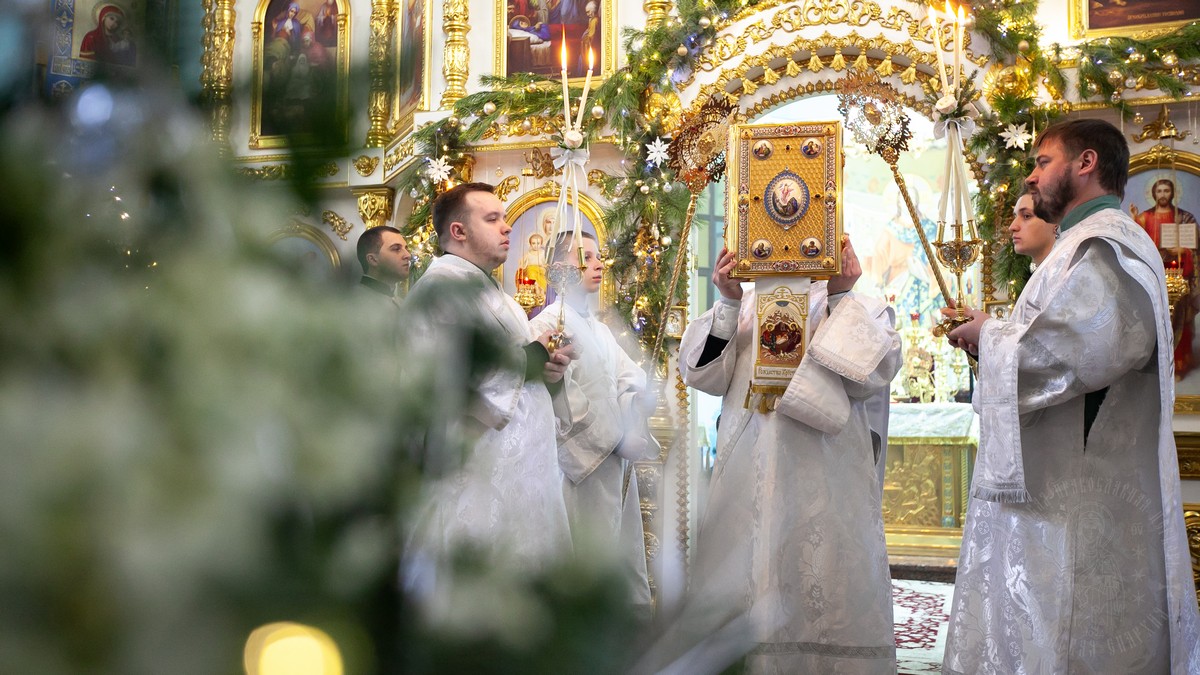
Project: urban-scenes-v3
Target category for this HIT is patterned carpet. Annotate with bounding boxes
[893,579,953,674]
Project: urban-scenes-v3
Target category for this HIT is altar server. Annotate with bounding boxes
[652,235,900,674]
[942,118,1200,674]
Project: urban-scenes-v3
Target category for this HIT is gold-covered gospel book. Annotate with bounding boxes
[725,121,843,279]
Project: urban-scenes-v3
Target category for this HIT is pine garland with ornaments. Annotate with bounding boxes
[396,0,1199,344]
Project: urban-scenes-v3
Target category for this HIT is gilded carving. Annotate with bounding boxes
[523,147,559,179]
[353,155,381,176]
[200,0,235,153]
[355,187,396,229]
[643,0,671,28]
[493,175,521,202]
[644,89,683,136]
[383,137,416,174]
[237,162,340,180]
[587,169,612,191]
[322,210,353,241]
[481,115,561,140]
[882,448,941,526]
[366,0,394,147]
[1178,433,1200,479]
[1185,507,1200,606]
[441,0,470,108]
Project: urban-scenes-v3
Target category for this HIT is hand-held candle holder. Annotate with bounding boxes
[528,41,596,332]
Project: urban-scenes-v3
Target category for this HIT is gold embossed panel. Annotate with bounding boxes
[726,121,842,277]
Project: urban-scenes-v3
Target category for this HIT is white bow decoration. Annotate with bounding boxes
[551,146,590,170]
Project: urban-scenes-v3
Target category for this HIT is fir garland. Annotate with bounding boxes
[396,0,1196,342]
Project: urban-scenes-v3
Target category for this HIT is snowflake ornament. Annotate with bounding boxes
[645,136,670,166]
[1000,123,1032,150]
[425,156,452,182]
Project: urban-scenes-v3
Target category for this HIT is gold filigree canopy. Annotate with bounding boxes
[667,95,737,193]
[835,71,911,162]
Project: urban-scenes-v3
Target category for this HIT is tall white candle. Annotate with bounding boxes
[561,34,571,127]
[575,48,595,129]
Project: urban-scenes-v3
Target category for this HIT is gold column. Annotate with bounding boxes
[643,0,672,29]
[366,0,394,147]
[355,187,396,229]
[440,0,469,108]
[200,0,235,155]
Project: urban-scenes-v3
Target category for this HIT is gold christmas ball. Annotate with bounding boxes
[698,16,711,28]
[482,101,497,115]
[640,185,650,194]
[677,44,688,57]
[1128,50,1145,63]
[1133,112,1144,124]
[661,235,673,246]
[591,104,605,119]
[447,115,460,128]
[521,119,533,131]
[1017,39,1030,53]
[1162,52,1178,67]
[1107,69,1124,85]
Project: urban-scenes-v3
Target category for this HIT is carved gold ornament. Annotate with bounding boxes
[200,0,235,154]
[353,155,381,176]
[322,210,353,241]
[237,162,339,180]
[367,0,394,147]
[981,62,1033,103]
[440,0,469,108]
[493,175,521,202]
[383,137,416,175]
[481,114,560,140]
[643,88,684,137]
[355,187,395,230]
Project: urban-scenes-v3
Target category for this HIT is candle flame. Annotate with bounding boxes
[587,48,595,71]
[957,4,965,22]
[561,38,568,71]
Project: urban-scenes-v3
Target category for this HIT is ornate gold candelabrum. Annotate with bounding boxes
[931,217,983,337]
[1166,266,1190,321]
[514,274,546,313]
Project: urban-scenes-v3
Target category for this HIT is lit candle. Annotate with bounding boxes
[932,4,950,94]
[561,34,571,127]
[574,48,595,129]
[954,4,965,94]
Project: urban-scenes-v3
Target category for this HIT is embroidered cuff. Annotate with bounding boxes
[710,296,741,340]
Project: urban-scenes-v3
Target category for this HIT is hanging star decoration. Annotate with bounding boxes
[645,136,670,167]
[425,156,452,183]
[1000,122,1032,150]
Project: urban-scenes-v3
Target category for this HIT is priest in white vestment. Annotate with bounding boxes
[529,231,654,608]
[656,237,901,674]
[942,119,1200,674]
[403,183,574,591]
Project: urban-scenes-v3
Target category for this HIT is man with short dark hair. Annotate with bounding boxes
[941,118,1200,674]
[356,225,410,304]
[404,182,575,579]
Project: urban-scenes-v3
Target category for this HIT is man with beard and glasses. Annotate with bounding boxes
[939,118,1200,674]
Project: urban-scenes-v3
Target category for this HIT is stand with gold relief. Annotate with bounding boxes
[723,120,844,412]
